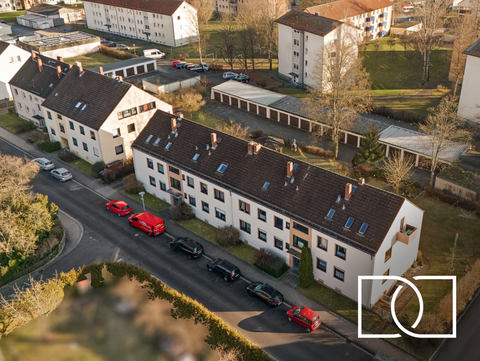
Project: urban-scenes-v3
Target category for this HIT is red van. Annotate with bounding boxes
[286,306,321,332]
[128,212,165,236]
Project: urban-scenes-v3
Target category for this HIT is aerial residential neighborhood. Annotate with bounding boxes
[0,0,479,360]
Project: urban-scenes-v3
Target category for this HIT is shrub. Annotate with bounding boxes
[424,187,480,213]
[353,163,375,179]
[372,167,384,178]
[14,121,36,134]
[282,138,291,148]
[257,80,267,88]
[371,106,426,125]
[253,248,289,278]
[39,141,61,153]
[178,53,186,61]
[91,161,106,178]
[98,45,138,60]
[170,202,195,221]
[216,226,241,248]
[8,107,17,115]
[123,174,144,194]
[27,131,49,144]
[58,151,79,163]
[101,158,135,184]
[299,247,314,288]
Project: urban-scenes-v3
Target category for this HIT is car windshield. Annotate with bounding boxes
[255,284,262,291]
[293,308,301,315]
[61,172,69,176]
[121,206,129,210]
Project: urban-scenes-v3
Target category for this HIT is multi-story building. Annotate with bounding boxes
[458,38,480,123]
[9,53,69,128]
[214,0,288,16]
[276,10,361,89]
[305,0,393,40]
[41,62,172,164]
[131,110,424,307]
[83,0,197,47]
[0,41,30,100]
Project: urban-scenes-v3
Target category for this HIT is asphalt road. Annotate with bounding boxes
[0,139,370,361]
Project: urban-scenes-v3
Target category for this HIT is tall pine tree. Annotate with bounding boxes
[352,127,385,166]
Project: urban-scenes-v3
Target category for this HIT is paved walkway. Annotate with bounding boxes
[0,111,418,361]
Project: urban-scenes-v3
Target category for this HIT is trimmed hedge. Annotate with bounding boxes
[13,121,37,134]
[170,202,196,221]
[39,141,61,153]
[91,161,105,179]
[253,249,289,278]
[424,186,480,214]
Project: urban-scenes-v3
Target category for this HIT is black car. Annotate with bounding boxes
[247,282,284,307]
[207,259,241,282]
[170,237,204,259]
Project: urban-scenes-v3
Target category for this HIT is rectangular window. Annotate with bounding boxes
[214,189,224,202]
[293,235,308,249]
[317,258,327,272]
[202,201,209,213]
[240,220,251,234]
[147,158,153,169]
[258,229,267,242]
[239,200,250,214]
[317,236,328,251]
[258,209,266,222]
[160,181,166,191]
[59,123,65,133]
[57,114,62,120]
[187,176,194,188]
[117,107,137,120]
[274,216,283,230]
[90,131,96,140]
[216,208,226,221]
[274,237,283,250]
[22,91,26,99]
[169,165,180,175]
[50,127,56,135]
[334,267,345,282]
[385,247,392,262]
[72,137,78,146]
[14,88,18,95]
[189,195,196,207]
[80,126,85,135]
[127,123,135,133]
[157,163,164,173]
[170,177,181,190]
[112,128,121,138]
[139,101,156,113]
[69,121,74,130]
[383,269,390,284]
[149,176,156,186]
[83,142,88,151]
[201,182,208,195]
[47,111,52,120]
[94,147,99,157]
[335,245,346,260]
[293,222,309,235]
[115,144,124,155]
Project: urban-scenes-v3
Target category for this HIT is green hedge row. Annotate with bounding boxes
[39,141,61,153]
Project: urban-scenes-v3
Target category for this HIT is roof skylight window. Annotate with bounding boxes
[81,104,87,111]
[145,135,153,143]
[192,153,200,161]
[154,137,161,146]
[326,209,335,219]
[217,163,228,174]
[165,142,172,150]
[75,102,82,108]
[262,182,270,190]
[358,222,369,235]
[293,164,299,171]
[345,217,355,229]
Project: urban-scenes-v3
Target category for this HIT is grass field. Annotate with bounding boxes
[372,97,443,116]
[0,10,26,24]
[0,111,26,133]
[68,157,97,178]
[64,52,118,68]
[120,189,170,213]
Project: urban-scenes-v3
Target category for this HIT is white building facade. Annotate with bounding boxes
[0,42,30,100]
[458,39,480,123]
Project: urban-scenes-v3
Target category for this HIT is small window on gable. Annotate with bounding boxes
[326,209,335,219]
[345,217,355,229]
[359,222,369,235]
[217,163,227,173]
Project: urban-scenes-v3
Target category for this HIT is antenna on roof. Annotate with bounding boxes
[336,195,342,204]
[296,186,299,191]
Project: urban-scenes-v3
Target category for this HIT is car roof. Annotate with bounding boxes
[300,307,319,320]
[55,167,69,172]
[218,260,237,270]
[34,157,50,162]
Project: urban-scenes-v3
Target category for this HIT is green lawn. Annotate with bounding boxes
[0,10,26,24]
[372,97,442,116]
[64,52,118,68]
[276,88,308,99]
[68,157,97,178]
[0,111,31,133]
[120,189,170,213]
[190,110,224,129]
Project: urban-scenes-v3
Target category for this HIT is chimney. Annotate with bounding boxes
[68,64,73,69]
[177,112,183,120]
[345,183,352,201]
[253,143,261,154]
[359,177,365,185]
[117,76,123,82]
[57,56,64,62]
[37,58,43,72]
[75,61,83,76]
[287,161,293,177]
[98,66,104,75]
[247,141,254,155]
[171,117,177,133]
[211,133,217,148]
[31,52,36,60]
[56,65,61,79]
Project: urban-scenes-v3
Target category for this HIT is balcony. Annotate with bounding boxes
[366,16,375,22]
[365,26,374,31]
[396,224,418,245]
[379,13,388,18]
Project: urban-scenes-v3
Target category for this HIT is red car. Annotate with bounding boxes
[128,212,165,236]
[172,60,182,67]
[106,200,132,216]
[286,306,321,332]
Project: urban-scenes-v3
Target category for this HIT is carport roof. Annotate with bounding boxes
[379,125,470,163]
[88,57,155,73]
[212,80,286,106]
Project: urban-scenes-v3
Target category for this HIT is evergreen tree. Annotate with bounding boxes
[352,127,385,166]
[299,247,314,288]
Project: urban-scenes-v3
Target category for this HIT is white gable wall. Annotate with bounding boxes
[0,45,30,99]
[458,54,480,123]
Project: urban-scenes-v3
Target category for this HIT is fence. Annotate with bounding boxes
[370,304,393,322]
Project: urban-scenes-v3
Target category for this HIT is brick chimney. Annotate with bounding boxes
[359,178,365,185]
[117,76,123,82]
[68,64,73,69]
[57,56,64,62]
[177,113,183,120]
[253,143,261,154]
[211,133,217,148]
[171,118,177,133]
[98,67,104,75]
[247,141,254,155]
[345,183,352,201]
[37,58,43,72]
[56,65,61,79]
[31,52,36,60]
[287,161,293,178]
[75,61,83,76]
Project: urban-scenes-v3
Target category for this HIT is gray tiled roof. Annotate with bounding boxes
[133,110,407,255]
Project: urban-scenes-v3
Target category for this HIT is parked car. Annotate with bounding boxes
[0,21,6,24]
[234,74,250,83]
[175,61,187,69]
[116,44,130,51]
[207,259,241,282]
[184,63,196,69]
[101,40,117,47]
[246,282,284,307]
[190,62,209,72]
[128,212,165,236]
[31,157,55,171]
[50,168,73,182]
[172,60,183,67]
[106,200,132,217]
[177,62,191,69]
[142,48,166,58]
[170,237,204,259]
[286,306,321,332]
[223,72,238,80]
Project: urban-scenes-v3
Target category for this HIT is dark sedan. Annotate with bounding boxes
[234,74,250,83]
[247,282,284,307]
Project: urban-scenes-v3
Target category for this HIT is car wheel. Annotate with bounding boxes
[208,267,213,272]
[306,328,311,333]
[287,317,292,322]
[129,222,133,227]
[187,254,193,260]
[224,275,229,282]
[149,232,154,237]
[268,303,275,308]
[106,206,109,211]
[247,290,253,297]
[117,212,121,217]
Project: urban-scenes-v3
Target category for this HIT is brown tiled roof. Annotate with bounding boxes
[275,10,343,37]
[42,65,131,131]
[84,0,184,16]
[0,41,9,55]
[305,0,392,20]
[132,111,406,255]
[9,54,70,99]
[463,38,480,58]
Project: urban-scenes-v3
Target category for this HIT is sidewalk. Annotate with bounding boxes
[0,122,417,361]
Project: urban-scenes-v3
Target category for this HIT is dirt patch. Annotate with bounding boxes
[393,258,430,315]
[247,71,282,88]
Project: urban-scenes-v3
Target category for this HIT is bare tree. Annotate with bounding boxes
[0,154,39,204]
[217,13,238,71]
[192,0,214,27]
[308,28,371,159]
[179,90,206,117]
[382,155,414,194]
[186,4,210,63]
[419,95,470,187]
[236,0,261,72]
[259,0,287,70]
[215,122,250,140]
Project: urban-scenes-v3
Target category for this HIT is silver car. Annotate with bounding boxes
[32,157,55,171]
[51,168,73,182]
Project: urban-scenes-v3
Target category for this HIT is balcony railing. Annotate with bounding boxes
[365,26,374,31]
[366,16,375,22]
[396,225,418,245]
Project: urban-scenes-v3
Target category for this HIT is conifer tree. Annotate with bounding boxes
[352,127,385,166]
[299,247,314,288]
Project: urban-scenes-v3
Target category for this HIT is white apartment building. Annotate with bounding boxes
[83,0,197,47]
[0,41,30,100]
[458,39,480,123]
[132,110,424,307]
[305,0,393,40]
